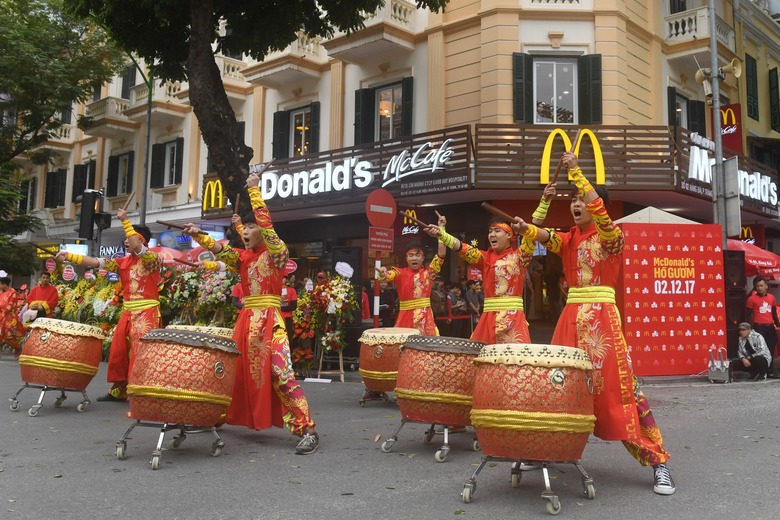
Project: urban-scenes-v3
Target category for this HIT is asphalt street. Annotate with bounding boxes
[0,355,777,520]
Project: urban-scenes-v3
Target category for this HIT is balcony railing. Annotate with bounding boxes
[51,124,75,142]
[129,80,185,108]
[665,6,736,53]
[216,55,247,82]
[85,96,130,119]
[360,0,416,31]
[262,32,325,62]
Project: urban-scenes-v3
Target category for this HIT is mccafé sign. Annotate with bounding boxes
[688,132,778,206]
[713,103,744,155]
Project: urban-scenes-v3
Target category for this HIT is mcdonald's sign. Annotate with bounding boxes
[540,128,605,185]
[712,103,743,154]
[202,179,225,211]
[397,207,423,237]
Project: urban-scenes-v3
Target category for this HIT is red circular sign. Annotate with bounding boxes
[98,268,108,277]
[45,258,57,272]
[84,270,94,280]
[284,259,298,275]
[365,189,397,228]
[62,265,76,282]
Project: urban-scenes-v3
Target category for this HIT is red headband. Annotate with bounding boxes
[490,222,515,236]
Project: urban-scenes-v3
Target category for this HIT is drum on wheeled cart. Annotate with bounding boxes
[115,328,240,469]
[381,335,484,462]
[357,327,418,405]
[462,343,597,515]
[11,318,105,416]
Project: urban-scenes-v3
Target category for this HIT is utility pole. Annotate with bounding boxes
[709,0,726,250]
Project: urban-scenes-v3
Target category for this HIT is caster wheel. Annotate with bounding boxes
[53,398,64,408]
[510,472,521,488]
[211,442,224,457]
[546,499,561,516]
[462,485,473,503]
[359,400,365,407]
[472,439,480,451]
[423,431,435,445]
[382,393,390,402]
[434,450,447,463]
[9,400,20,412]
[150,455,160,470]
[168,436,184,449]
[27,407,39,417]
[77,402,88,412]
[380,440,393,453]
[584,482,596,499]
[116,443,126,460]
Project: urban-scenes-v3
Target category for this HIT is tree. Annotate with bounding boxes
[64,0,449,215]
[0,0,125,275]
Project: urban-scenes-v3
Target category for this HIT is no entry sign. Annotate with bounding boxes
[365,189,397,229]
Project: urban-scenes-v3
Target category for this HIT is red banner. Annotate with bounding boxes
[711,103,743,155]
[621,224,726,376]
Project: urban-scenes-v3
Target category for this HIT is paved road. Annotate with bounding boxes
[0,356,777,520]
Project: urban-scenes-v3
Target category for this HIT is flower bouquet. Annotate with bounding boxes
[308,274,359,352]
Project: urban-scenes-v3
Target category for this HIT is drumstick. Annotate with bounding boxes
[155,220,208,235]
[550,129,583,185]
[233,192,240,215]
[480,202,516,223]
[121,192,135,211]
[403,211,430,228]
[174,258,199,268]
[245,159,277,187]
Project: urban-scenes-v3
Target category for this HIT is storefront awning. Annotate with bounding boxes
[726,239,780,279]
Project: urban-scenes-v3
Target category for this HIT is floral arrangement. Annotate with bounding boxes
[306,274,359,352]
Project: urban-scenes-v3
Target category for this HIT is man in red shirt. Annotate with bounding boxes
[280,275,298,346]
[745,276,778,377]
[22,272,59,323]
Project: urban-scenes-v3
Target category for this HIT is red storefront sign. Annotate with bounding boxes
[710,103,743,155]
[621,223,726,376]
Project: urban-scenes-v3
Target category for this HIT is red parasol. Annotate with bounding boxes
[726,239,780,276]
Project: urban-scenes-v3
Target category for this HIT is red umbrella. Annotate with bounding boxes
[727,239,779,276]
[184,240,228,264]
[149,246,185,265]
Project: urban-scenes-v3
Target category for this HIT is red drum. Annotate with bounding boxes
[166,324,234,339]
[19,318,105,391]
[395,335,485,426]
[471,344,595,462]
[128,329,240,426]
[358,328,419,392]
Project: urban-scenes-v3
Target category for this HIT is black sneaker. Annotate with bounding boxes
[96,393,126,402]
[295,432,319,455]
[652,464,676,495]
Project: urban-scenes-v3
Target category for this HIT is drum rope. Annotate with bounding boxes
[17,355,99,376]
[126,385,232,406]
[394,388,472,405]
[357,368,398,380]
[471,409,596,433]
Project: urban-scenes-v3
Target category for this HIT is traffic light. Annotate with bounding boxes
[78,190,101,240]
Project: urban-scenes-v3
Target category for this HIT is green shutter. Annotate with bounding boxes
[309,102,320,153]
[272,110,290,159]
[72,164,87,203]
[107,155,119,196]
[150,144,165,188]
[688,101,706,137]
[578,54,602,124]
[126,152,135,193]
[354,88,375,145]
[402,77,414,137]
[747,55,759,120]
[770,68,780,132]
[174,138,184,185]
[513,53,533,123]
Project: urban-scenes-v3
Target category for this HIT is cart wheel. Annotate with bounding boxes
[584,482,596,499]
[434,449,447,463]
[423,430,435,445]
[359,399,366,407]
[462,485,473,503]
[150,454,160,470]
[53,397,64,408]
[168,435,185,449]
[510,473,521,488]
[77,402,88,412]
[382,393,390,402]
[545,499,561,516]
[27,406,39,417]
[116,443,126,460]
[472,439,480,451]
[9,399,20,412]
[211,442,224,457]
[380,440,393,453]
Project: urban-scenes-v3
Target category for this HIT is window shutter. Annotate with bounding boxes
[150,143,165,188]
[688,100,706,137]
[121,66,136,100]
[174,137,184,185]
[309,102,320,154]
[770,68,780,133]
[667,86,678,127]
[272,110,290,159]
[126,152,135,193]
[56,169,67,207]
[578,54,602,124]
[354,88,375,145]
[44,171,56,208]
[513,53,534,123]
[401,77,414,137]
[747,55,758,120]
[107,155,119,197]
[72,164,87,203]
[87,160,96,190]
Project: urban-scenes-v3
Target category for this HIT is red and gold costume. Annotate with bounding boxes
[199,186,314,435]
[27,283,59,318]
[543,177,669,466]
[457,240,532,344]
[104,250,163,398]
[0,287,24,351]
[382,255,444,336]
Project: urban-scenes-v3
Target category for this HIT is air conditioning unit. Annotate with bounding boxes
[148,192,164,211]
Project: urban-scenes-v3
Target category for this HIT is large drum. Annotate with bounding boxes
[166,324,234,339]
[395,335,485,426]
[470,343,596,462]
[19,318,105,391]
[127,329,240,426]
[358,327,419,392]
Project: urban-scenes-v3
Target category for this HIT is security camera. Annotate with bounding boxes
[702,79,713,105]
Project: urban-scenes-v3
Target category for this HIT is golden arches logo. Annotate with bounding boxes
[403,209,418,225]
[202,180,225,211]
[720,108,737,126]
[740,226,753,239]
[540,128,605,185]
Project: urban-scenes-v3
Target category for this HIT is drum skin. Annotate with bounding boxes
[19,318,105,391]
[395,335,484,425]
[165,324,234,339]
[358,328,419,392]
[128,329,240,426]
[471,344,596,462]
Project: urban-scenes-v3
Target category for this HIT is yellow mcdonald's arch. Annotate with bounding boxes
[540,128,605,185]
[403,209,418,225]
[202,179,225,211]
[740,226,753,239]
[720,108,737,126]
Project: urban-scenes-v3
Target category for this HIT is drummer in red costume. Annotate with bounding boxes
[56,207,162,402]
[429,213,532,345]
[515,151,675,496]
[0,276,25,356]
[182,172,319,455]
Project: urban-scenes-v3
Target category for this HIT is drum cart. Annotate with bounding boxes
[9,383,90,416]
[359,389,392,406]
[115,420,225,470]
[461,458,595,515]
[380,420,479,462]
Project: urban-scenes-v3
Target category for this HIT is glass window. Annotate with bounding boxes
[164,141,178,186]
[19,178,35,212]
[118,154,131,194]
[376,83,403,140]
[674,94,688,128]
[534,59,577,124]
[290,107,311,157]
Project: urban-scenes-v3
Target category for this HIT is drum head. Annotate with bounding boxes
[27,317,105,340]
[403,335,485,355]
[142,329,239,354]
[359,327,420,345]
[476,343,592,370]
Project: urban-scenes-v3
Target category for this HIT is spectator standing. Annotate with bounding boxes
[745,276,778,377]
[22,272,59,323]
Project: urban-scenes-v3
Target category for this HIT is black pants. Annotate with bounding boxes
[752,324,776,374]
[731,356,769,378]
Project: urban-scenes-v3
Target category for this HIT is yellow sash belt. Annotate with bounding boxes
[123,299,160,312]
[566,286,616,304]
[483,296,524,312]
[244,295,282,309]
[399,298,430,310]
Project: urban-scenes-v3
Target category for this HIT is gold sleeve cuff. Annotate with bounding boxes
[194,233,216,251]
[121,218,136,239]
[248,186,265,209]
[532,197,551,221]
